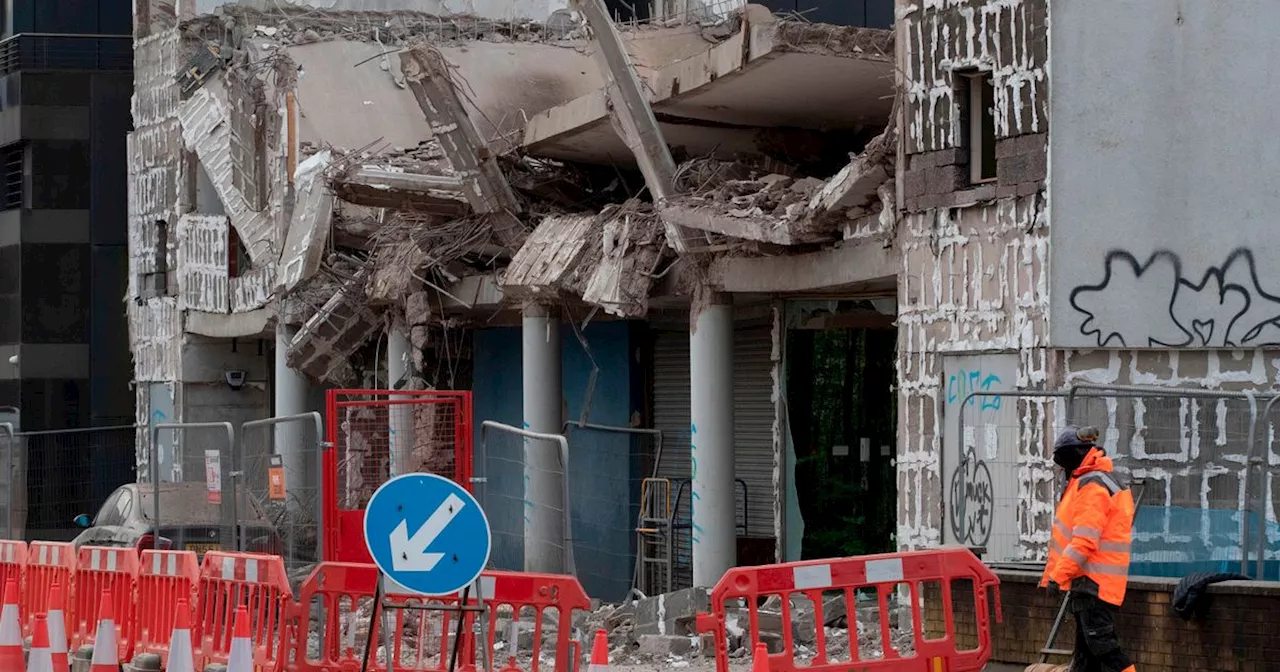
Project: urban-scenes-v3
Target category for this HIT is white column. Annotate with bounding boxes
[522,303,564,573]
[387,327,415,476]
[690,293,736,587]
[274,324,309,509]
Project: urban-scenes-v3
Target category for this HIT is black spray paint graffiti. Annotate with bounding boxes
[949,446,993,548]
[1070,248,1280,348]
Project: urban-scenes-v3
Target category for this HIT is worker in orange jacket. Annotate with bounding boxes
[1040,426,1136,672]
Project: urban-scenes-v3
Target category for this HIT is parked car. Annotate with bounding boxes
[71,482,284,558]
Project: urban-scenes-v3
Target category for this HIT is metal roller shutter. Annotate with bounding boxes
[651,327,776,585]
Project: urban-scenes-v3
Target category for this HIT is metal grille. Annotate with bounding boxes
[2,143,22,210]
[239,413,324,585]
[324,389,473,564]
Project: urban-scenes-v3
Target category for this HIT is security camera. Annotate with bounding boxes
[5,355,15,365]
[225,370,247,391]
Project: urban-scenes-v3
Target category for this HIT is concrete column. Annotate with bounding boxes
[274,324,309,508]
[387,327,415,476]
[690,293,736,587]
[522,303,564,573]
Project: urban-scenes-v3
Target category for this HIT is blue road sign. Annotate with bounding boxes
[363,473,492,596]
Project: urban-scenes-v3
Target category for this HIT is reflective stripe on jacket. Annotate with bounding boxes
[1039,447,1135,606]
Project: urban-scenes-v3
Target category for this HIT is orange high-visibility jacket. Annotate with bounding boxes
[1039,447,1135,606]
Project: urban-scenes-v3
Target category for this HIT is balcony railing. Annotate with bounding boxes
[0,33,132,78]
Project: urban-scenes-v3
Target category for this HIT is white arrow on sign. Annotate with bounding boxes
[389,492,466,572]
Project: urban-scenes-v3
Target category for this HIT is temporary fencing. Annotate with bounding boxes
[478,421,574,577]
[70,546,139,661]
[239,413,325,583]
[0,421,15,540]
[196,551,292,669]
[696,547,1002,672]
[1255,395,1280,579]
[21,425,135,542]
[324,390,473,565]
[149,421,238,553]
[134,550,200,667]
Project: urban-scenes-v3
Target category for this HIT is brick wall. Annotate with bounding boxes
[925,569,1280,671]
[902,132,1046,212]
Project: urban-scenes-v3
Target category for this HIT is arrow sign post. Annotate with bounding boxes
[364,473,492,596]
[362,473,493,672]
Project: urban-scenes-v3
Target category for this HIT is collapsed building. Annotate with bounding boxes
[128,0,1280,610]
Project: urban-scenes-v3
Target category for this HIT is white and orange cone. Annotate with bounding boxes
[0,579,23,670]
[46,582,68,672]
[227,604,253,672]
[751,642,770,672]
[165,598,196,672]
[26,613,53,672]
[587,628,609,672]
[88,589,119,672]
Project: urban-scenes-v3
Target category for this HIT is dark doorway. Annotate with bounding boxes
[603,0,650,22]
[786,305,897,559]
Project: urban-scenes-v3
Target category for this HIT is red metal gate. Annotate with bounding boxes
[323,389,474,563]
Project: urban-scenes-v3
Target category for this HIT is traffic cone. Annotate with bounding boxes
[227,604,253,671]
[88,589,119,672]
[46,582,68,672]
[587,628,609,672]
[0,579,22,670]
[27,613,53,672]
[165,598,196,672]
[751,642,770,672]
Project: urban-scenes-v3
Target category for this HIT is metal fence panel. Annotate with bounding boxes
[239,413,324,586]
[149,422,236,553]
[23,425,135,542]
[477,421,573,579]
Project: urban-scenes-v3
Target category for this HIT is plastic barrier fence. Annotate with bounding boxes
[696,548,1003,672]
[71,546,140,661]
[197,551,292,670]
[0,541,25,627]
[24,542,76,639]
[285,563,591,672]
[134,550,200,667]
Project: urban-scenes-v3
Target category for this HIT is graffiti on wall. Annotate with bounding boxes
[949,446,994,547]
[1070,249,1280,348]
[946,368,1004,411]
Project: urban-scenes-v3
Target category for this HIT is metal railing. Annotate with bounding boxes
[240,413,326,581]
[149,421,237,550]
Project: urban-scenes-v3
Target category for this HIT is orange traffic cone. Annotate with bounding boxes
[166,598,196,672]
[227,604,253,671]
[587,628,609,672]
[0,579,22,670]
[46,582,68,672]
[751,642,770,672]
[88,589,119,672]
[27,613,53,672]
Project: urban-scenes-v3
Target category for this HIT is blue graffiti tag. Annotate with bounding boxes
[946,369,1003,411]
[690,423,702,545]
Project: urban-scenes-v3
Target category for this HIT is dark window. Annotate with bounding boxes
[21,73,91,107]
[957,71,997,184]
[21,244,88,344]
[29,140,90,210]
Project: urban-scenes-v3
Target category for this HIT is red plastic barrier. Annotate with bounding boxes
[0,541,25,631]
[284,563,591,672]
[135,550,200,667]
[71,546,140,661]
[24,542,76,638]
[696,547,1003,672]
[196,552,292,670]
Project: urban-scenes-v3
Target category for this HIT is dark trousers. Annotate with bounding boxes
[1070,592,1134,672]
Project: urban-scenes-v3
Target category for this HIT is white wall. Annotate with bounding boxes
[1050,0,1280,349]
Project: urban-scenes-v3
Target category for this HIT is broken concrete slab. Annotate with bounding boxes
[400,45,524,246]
[278,150,334,293]
[581,207,667,318]
[659,201,830,246]
[710,239,896,293]
[179,79,278,266]
[331,166,470,216]
[631,587,710,638]
[523,6,895,166]
[502,213,597,299]
[636,634,697,658]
